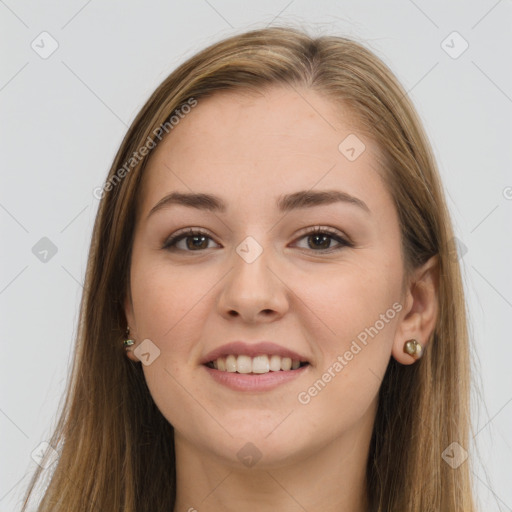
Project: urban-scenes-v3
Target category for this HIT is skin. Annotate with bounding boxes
[124,86,439,512]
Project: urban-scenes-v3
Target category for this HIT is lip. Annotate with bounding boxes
[199,341,310,365]
[202,363,310,392]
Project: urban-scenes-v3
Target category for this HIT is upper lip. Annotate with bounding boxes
[200,341,310,365]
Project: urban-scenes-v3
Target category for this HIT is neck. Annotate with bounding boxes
[173,400,376,512]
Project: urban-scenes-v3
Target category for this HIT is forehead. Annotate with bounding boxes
[152,86,365,161]
[138,86,390,218]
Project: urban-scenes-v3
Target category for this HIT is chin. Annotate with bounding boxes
[199,419,316,468]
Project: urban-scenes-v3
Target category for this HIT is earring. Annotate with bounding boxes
[123,326,134,349]
[403,339,423,360]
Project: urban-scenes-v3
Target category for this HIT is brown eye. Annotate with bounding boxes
[183,234,210,250]
[293,227,352,252]
[163,229,219,252]
[306,233,335,250]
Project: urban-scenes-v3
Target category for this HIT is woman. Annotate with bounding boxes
[22,26,476,511]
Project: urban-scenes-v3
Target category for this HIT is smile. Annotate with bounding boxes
[205,354,309,374]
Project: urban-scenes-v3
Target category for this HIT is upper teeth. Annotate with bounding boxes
[210,354,303,373]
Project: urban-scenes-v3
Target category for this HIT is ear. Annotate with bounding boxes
[392,255,439,365]
[124,288,140,363]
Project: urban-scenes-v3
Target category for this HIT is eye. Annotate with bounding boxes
[162,228,219,252]
[293,226,353,252]
[162,226,353,253]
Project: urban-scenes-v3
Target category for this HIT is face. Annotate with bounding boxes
[125,86,409,468]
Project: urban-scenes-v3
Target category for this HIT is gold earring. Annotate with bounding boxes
[123,326,134,349]
[403,339,423,360]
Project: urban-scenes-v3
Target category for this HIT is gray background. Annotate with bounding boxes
[1,1,511,510]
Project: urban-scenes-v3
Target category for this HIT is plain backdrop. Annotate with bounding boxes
[1,1,511,510]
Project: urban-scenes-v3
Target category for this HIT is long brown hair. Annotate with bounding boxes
[21,26,475,511]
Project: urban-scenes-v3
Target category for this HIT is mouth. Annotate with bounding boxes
[200,341,311,391]
[204,354,310,374]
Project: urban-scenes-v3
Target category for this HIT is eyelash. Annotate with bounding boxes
[162,226,353,253]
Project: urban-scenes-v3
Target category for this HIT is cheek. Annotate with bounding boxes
[130,255,211,340]
[293,271,400,432]
[129,257,216,431]
[301,260,402,347]
[296,259,402,417]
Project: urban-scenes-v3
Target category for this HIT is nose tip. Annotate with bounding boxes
[217,249,289,323]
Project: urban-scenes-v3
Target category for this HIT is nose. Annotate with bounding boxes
[216,242,289,323]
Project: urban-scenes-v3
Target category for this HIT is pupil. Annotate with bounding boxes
[187,236,207,250]
[310,234,329,249]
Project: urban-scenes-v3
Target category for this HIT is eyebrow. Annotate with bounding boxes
[147,189,370,219]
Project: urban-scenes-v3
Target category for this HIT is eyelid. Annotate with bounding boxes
[291,225,354,251]
[294,225,352,243]
[162,227,218,249]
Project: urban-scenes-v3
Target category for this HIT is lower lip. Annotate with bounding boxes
[202,364,310,392]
